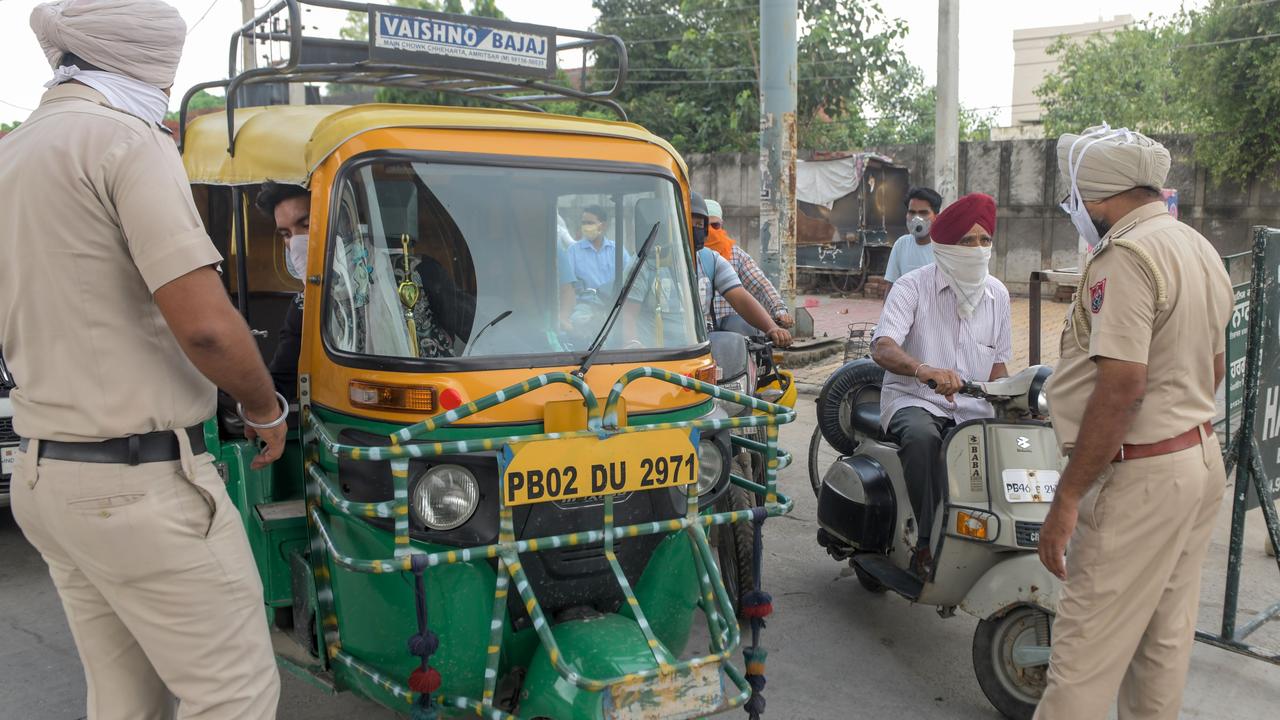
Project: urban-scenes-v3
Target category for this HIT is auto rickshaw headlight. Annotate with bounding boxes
[696,438,727,496]
[411,464,480,531]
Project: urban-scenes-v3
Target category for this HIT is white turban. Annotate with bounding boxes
[30,0,186,89]
[1057,125,1171,202]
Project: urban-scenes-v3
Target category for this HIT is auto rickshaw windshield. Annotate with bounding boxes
[325,158,702,364]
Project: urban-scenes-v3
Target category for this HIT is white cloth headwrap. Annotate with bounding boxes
[45,66,169,125]
[30,0,186,89]
[1056,124,1171,202]
[931,244,992,319]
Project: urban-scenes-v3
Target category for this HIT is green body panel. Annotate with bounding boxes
[623,532,700,655]
[220,436,308,607]
[518,614,677,720]
[323,513,497,704]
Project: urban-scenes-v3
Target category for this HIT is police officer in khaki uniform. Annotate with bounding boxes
[1035,126,1233,719]
[0,1,283,717]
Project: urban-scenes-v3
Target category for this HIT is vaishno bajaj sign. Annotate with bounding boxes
[368,7,556,78]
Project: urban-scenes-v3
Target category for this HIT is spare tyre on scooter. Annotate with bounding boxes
[808,358,890,497]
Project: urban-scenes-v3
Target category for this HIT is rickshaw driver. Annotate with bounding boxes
[870,193,1012,577]
[254,181,475,386]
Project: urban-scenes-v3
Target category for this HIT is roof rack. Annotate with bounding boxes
[179,0,629,155]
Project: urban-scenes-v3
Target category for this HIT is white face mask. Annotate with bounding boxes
[907,215,932,240]
[284,235,308,281]
[1060,124,1133,252]
[46,66,169,126]
[931,243,992,319]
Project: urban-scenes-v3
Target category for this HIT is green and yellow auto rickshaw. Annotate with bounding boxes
[177,2,794,718]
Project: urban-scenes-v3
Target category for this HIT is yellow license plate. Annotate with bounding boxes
[501,429,698,507]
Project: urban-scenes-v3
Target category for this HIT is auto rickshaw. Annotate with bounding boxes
[177,2,794,718]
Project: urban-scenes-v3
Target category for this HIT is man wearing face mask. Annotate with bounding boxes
[1033,127,1232,720]
[884,186,943,286]
[871,193,1011,576]
[255,182,312,400]
[0,1,283,716]
[704,198,794,335]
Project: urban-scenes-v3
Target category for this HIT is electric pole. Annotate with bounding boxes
[759,0,798,310]
[935,0,960,203]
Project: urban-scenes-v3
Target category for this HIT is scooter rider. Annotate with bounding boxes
[690,192,792,347]
[869,193,1012,575]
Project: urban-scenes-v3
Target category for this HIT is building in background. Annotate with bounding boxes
[992,15,1132,140]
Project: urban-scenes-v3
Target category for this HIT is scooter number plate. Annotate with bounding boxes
[1002,469,1060,503]
[501,429,698,507]
[603,662,725,720]
[0,445,15,478]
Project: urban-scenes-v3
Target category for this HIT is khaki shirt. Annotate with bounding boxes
[1046,201,1232,452]
[0,85,222,442]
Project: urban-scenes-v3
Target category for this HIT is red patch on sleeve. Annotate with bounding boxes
[1089,278,1107,314]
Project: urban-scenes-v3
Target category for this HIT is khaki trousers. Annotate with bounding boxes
[11,438,280,720]
[1034,432,1224,720]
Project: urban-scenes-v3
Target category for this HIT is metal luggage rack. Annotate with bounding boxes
[178,0,630,155]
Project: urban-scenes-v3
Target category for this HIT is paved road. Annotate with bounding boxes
[2,404,1277,719]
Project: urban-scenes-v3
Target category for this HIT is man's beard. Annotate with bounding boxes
[1091,214,1112,239]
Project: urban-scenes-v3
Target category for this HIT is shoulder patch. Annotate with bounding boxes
[1089,278,1107,314]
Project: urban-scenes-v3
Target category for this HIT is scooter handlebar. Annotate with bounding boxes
[926,378,984,397]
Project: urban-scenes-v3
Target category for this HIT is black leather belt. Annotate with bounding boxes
[18,425,207,465]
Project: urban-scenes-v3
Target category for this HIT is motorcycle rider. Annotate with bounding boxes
[869,193,1012,575]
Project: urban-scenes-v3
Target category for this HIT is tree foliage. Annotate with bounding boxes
[1037,0,1280,181]
[590,0,918,153]
[164,89,225,122]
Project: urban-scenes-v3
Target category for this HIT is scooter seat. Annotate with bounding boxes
[852,402,896,444]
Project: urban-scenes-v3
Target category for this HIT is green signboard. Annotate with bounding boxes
[1224,281,1250,443]
[1247,237,1280,508]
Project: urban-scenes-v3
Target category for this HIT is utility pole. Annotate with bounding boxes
[934,0,960,203]
[759,0,798,310]
[240,0,256,74]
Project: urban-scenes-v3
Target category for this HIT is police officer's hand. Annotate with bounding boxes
[1038,498,1078,581]
[766,327,793,348]
[242,402,287,469]
[919,366,964,401]
[775,311,795,329]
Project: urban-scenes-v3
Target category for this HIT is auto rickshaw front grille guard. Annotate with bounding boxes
[303,368,795,719]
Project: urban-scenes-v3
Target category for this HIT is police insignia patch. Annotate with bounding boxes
[1090,278,1106,314]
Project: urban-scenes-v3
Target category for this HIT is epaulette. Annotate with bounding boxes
[1069,227,1168,352]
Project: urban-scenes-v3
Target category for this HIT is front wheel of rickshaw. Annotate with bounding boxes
[972,605,1052,720]
[712,457,757,618]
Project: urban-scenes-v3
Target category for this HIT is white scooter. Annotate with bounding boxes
[813,360,1063,720]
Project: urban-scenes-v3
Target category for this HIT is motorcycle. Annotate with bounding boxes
[813,359,1062,720]
[710,332,797,615]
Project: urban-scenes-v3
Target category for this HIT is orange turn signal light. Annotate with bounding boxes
[349,380,436,413]
[956,510,992,540]
[694,363,718,385]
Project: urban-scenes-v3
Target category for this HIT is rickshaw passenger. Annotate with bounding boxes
[254,182,473,389]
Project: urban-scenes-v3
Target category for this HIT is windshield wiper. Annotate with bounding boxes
[573,221,662,379]
[463,309,512,357]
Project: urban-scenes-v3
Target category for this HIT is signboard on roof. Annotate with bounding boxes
[368,6,555,78]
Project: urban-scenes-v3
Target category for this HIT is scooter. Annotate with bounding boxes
[813,359,1062,720]
[710,332,797,615]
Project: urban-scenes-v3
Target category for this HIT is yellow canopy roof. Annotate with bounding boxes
[181,103,687,186]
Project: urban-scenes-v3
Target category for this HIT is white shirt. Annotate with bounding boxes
[884,234,935,282]
[873,264,1012,429]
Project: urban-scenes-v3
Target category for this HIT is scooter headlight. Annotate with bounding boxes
[696,438,727,495]
[411,464,480,531]
[715,373,751,416]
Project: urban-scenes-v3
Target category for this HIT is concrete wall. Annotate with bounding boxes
[688,138,1280,293]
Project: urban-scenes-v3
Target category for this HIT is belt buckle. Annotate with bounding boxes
[1117,445,1126,463]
